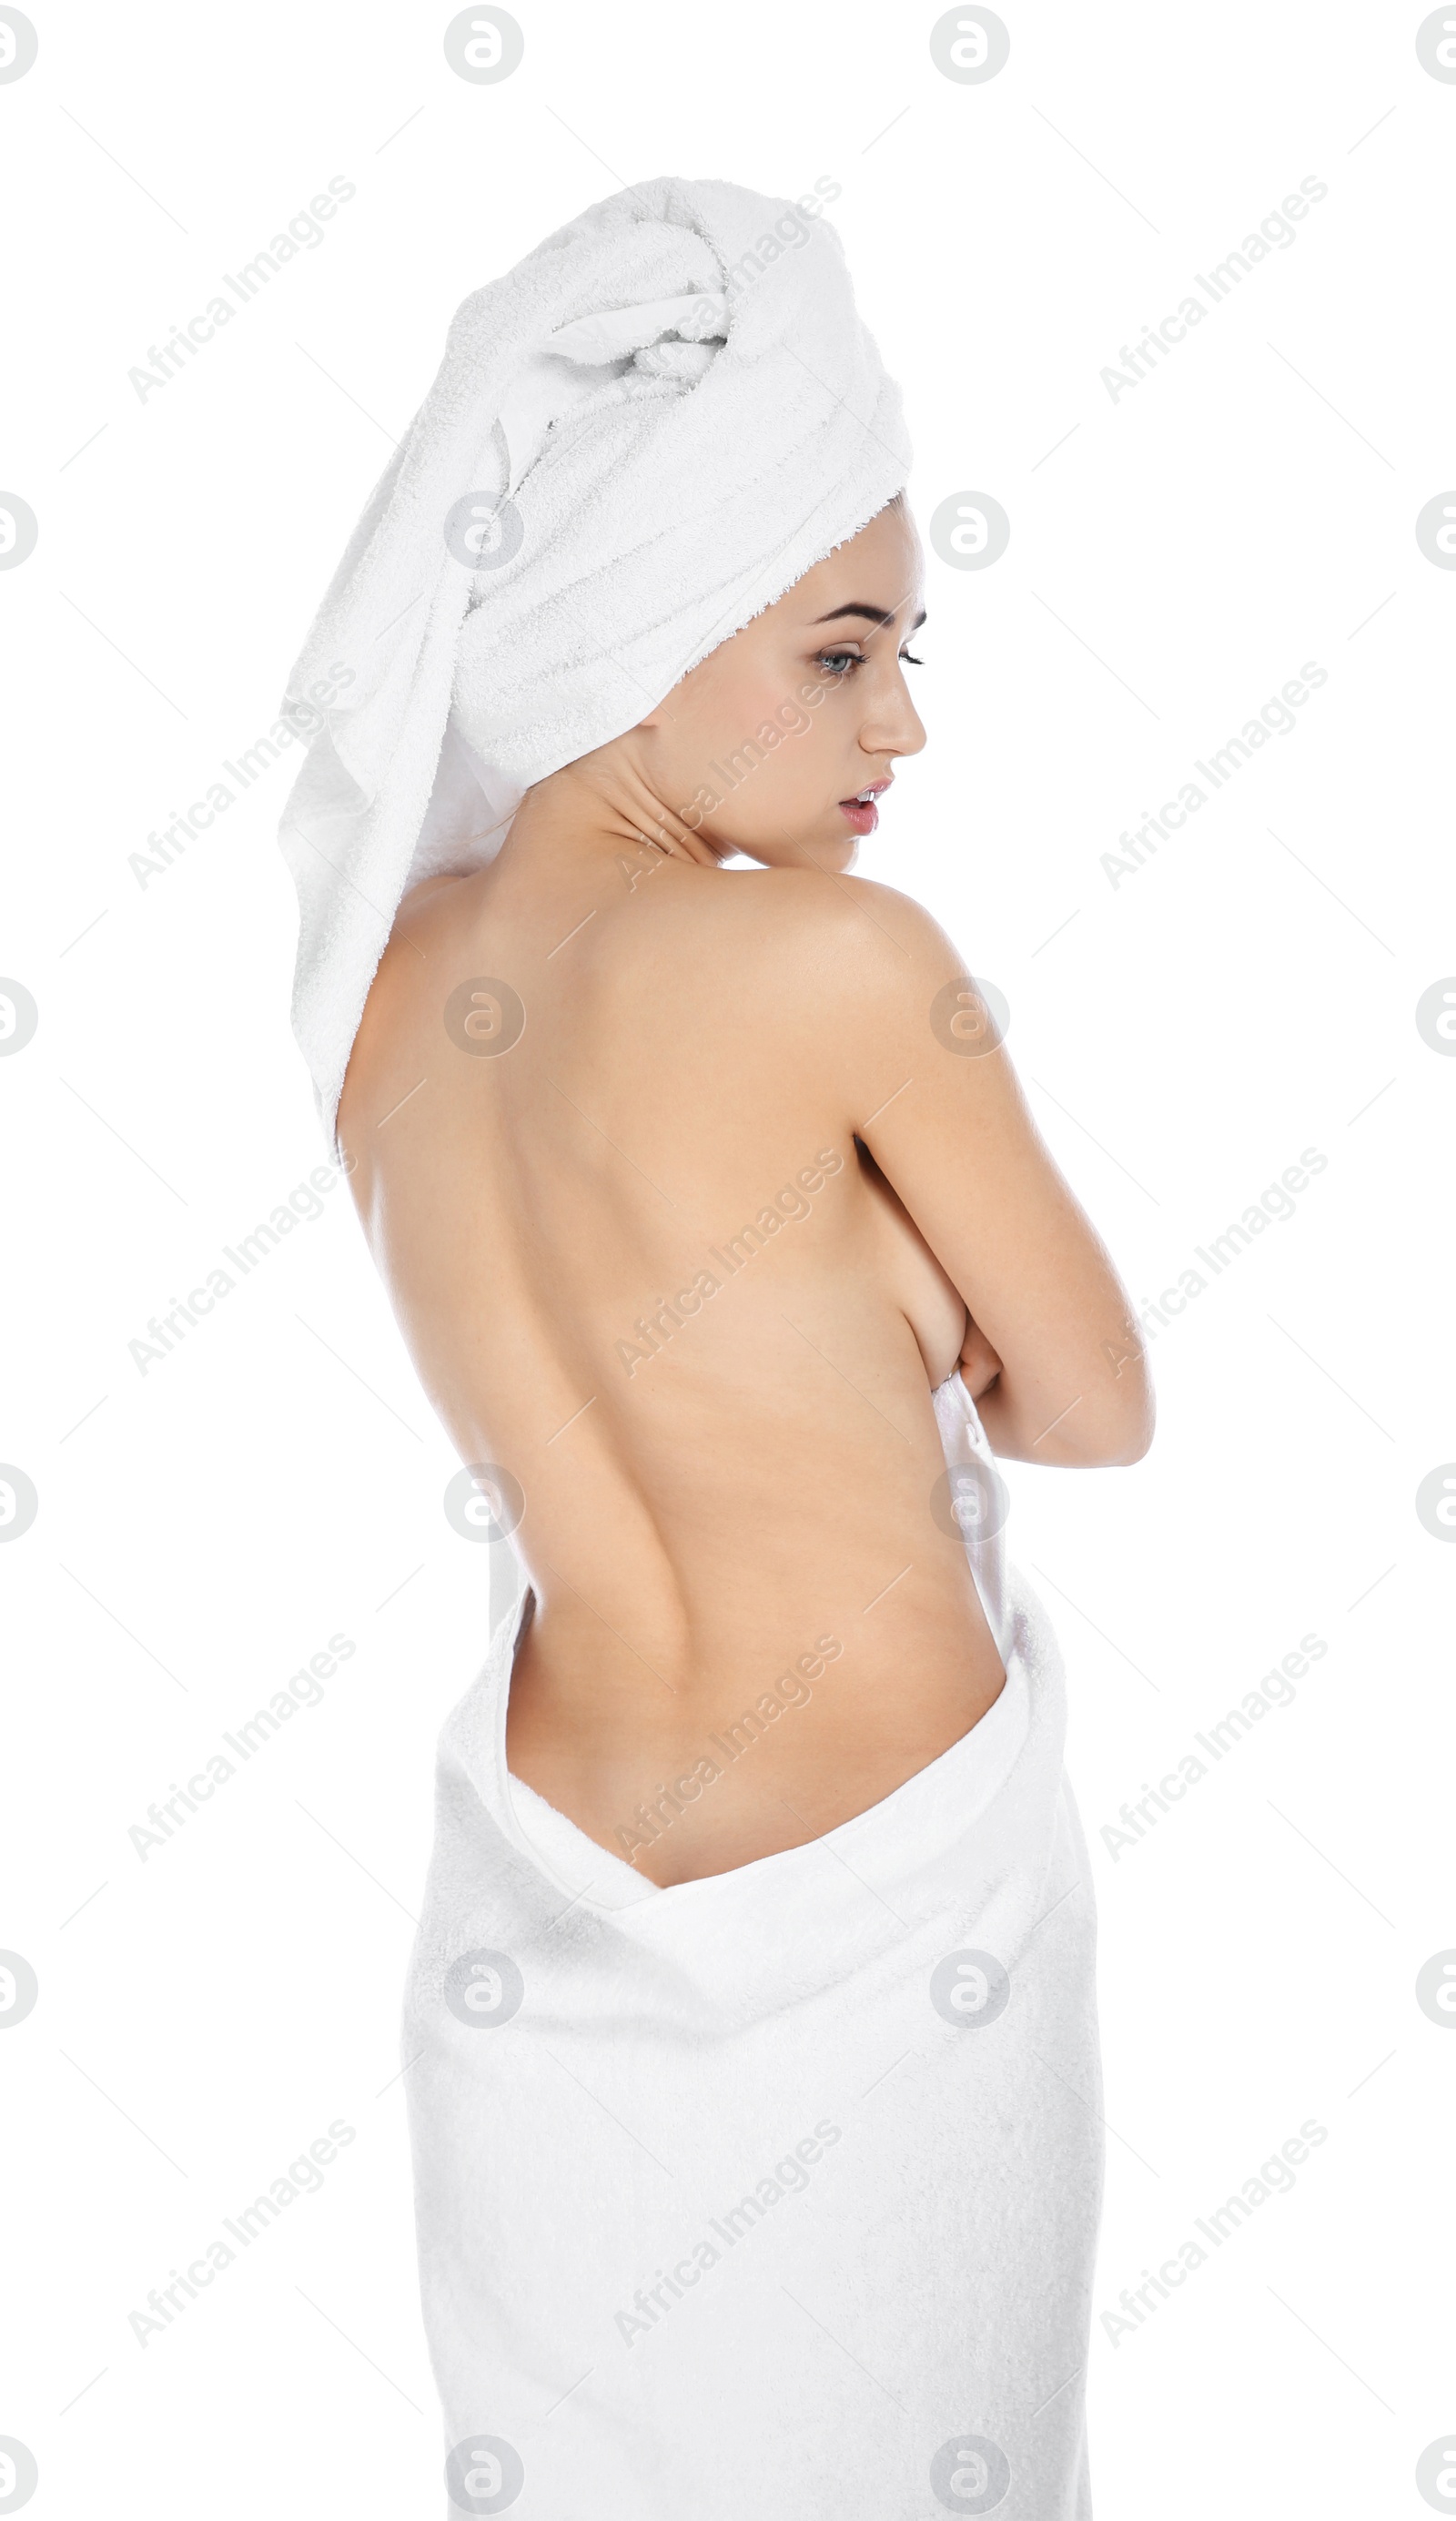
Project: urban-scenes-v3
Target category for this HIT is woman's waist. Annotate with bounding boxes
[503,1553,1008,1883]
[510,1503,1002,1703]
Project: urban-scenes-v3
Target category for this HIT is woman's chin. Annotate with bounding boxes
[726,830,861,875]
[787,813,865,874]
[711,794,872,871]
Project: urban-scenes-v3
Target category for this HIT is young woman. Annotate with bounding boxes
[281,175,1150,2521]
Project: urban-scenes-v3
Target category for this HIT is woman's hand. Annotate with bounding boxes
[957,1316,1004,1402]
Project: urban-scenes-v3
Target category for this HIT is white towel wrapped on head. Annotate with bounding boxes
[276,174,912,1142]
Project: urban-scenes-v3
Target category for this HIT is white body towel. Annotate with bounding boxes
[403,1374,1102,2518]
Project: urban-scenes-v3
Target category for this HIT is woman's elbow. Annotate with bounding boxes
[1087,1378,1156,1466]
[1098,1420,1155,1466]
[1051,1354,1155,1466]
[985,1372,1155,1466]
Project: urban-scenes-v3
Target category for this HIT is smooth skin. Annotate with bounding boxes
[338,497,1154,1888]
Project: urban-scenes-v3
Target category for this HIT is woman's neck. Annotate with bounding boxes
[505,757,726,877]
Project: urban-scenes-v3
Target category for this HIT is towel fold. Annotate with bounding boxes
[275,175,912,1140]
[406,1568,1098,2520]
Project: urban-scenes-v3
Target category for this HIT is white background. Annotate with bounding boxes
[2,1,1452,2514]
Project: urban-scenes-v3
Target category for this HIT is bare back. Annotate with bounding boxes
[339,835,1008,1884]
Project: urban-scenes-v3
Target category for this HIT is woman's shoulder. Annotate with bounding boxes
[609,865,972,1099]
[362,857,961,1066]
[686,867,966,1038]
[666,862,951,972]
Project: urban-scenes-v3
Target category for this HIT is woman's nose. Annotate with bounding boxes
[861,681,927,758]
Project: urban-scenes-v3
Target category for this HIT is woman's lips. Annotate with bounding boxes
[837,778,891,835]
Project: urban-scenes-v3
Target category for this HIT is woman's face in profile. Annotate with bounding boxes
[634,499,928,873]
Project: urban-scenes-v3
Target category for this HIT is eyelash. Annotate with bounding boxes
[817,647,925,679]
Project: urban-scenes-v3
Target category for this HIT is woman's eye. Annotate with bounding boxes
[816,645,923,677]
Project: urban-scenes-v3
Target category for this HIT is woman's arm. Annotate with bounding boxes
[814,876,1154,1468]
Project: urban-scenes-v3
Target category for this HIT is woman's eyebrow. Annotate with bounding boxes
[809,602,929,629]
